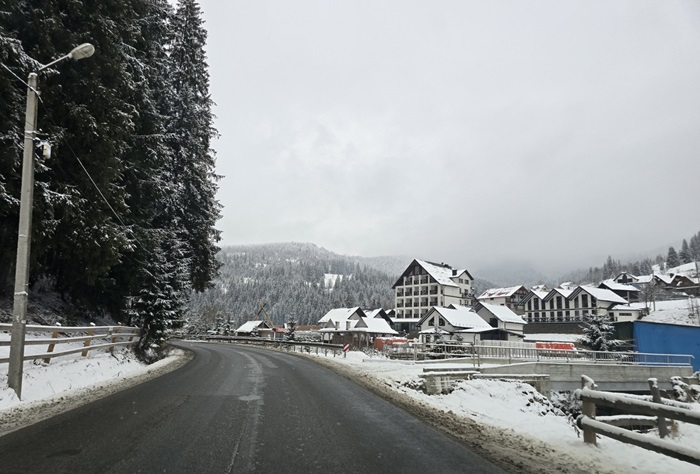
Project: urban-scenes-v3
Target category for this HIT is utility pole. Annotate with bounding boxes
[7,72,39,398]
[7,44,94,399]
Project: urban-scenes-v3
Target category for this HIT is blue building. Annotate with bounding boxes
[632,321,700,371]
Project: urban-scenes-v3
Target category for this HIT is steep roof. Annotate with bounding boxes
[420,305,491,330]
[599,279,641,293]
[474,302,528,324]
[354,317,398,335]
[477,286,526,299]
[235,320,272,333]
[392,259,473,288]
[570,286,628,304]
[318,307,365,324]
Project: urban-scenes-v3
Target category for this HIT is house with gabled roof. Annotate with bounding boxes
[598,279,641,302]
[477,285,528,313]
[473,302,527,334]
[568,286,628,319]
[235,320,275,339]
[520,289,550,323]
[417,305,490,343]
[319,308,398,347]
[392,259,475,324]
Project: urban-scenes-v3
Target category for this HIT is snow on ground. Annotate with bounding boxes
[2,339,700,472]
[642,298,700,326]
[308,350,700,474]
[0,344,189,436]
[524,333,582,343]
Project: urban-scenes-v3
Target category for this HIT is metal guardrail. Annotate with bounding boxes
[0,323,140,365]
[576,375,700,467]
[379,342,694,367]
[205,335,345,356]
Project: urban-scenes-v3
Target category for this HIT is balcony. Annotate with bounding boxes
[405,289,413,296]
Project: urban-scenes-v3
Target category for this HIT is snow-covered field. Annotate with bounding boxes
[1,342,699,473]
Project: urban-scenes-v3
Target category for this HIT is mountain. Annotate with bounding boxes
[186,243,398,332]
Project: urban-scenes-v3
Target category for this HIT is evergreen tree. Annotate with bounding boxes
[666,246,681,269]
[690,234,700,260]
[679,239,692,264]
[579,315,622,351]
[168,0,221,292]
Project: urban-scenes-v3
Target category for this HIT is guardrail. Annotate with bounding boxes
[575,375,700,467]
[205,335,345,356]
[380,342,694,367]
[0,323,140,365]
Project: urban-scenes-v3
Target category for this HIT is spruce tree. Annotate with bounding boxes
[168,0,221,292]
[579,315,622,351]
[667,246,681,269]
[679,239,692,264]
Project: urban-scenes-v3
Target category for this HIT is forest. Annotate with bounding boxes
[0,1,220,354]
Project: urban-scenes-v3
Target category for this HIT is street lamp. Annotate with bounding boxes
[7,43,95,399]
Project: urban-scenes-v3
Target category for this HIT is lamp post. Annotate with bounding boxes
[8,43,95,399]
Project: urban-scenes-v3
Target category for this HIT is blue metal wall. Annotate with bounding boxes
[634,321,700,371]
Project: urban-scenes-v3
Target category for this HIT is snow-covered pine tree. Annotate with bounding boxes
[666,246,681,269]
[0,21,34,296]
[168,0,221,292]
[579,315,622,352]
[679,239,692,265]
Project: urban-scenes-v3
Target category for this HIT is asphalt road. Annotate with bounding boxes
[0,342,505,473]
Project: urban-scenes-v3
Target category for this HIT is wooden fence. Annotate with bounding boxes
[0,323,140,365]
[575,374,700,467]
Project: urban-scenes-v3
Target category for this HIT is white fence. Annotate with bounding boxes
[0,323,140,365]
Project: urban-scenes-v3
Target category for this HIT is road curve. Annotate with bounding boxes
[0,342,505,473]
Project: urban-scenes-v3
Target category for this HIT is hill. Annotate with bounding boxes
[186,243,399,331]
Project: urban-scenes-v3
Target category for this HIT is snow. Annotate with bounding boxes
[428,305,491,329]
[3,338,700,472]
[524,333,583,343]
[477,286,524,299]
[309,350,700,473]
[477,302,528,324]
[414,259,461,287]
[641,298,700,326]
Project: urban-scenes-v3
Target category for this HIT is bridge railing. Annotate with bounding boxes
[380,342,694,367]
[0,323,140,365]
[204,335,345,356]
[576,375,700,467]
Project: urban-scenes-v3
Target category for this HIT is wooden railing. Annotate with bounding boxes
[0,323,140,365]
[575,375,700,467]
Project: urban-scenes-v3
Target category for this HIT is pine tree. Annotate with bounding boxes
[168,0,221,292]
[579,315,622,351]
[666,246,681,269]
[690,234,700,260]
[679,239,692,265]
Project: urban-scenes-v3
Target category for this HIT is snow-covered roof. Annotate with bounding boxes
[572,286,628,304]
[422,306,491,330]
[476,302,528,324]
[235,320,271,333]
[389,317,422,323]
[666,261,700,277]
[415,259,461,287]
[364,309,387,319]
[394,259,473,288]
[354,317,398,335]
[477,286,525,300]
[318,307,364,324]
[635,274,653,284]
[599,279,640,292]
[319,319,360,332]
[654,274,674,285]
[419,327,451,335]
[542,287,573,302]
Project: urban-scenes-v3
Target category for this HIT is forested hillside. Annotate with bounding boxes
[186,243,399,331]
[0,1,220,353]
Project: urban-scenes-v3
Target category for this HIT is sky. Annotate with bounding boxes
[197,0,700,274]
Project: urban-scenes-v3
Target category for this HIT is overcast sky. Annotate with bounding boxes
[198,0,700,274]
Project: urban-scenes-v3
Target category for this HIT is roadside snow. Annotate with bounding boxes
[0,346,189,436]
[3,340,700,473]
[309,351,700,474]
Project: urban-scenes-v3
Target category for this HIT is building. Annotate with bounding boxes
[473,302,527,335]
[598,279,641,302]
[392,259,475,322]
[477,286,528,313]
[234,320,274,338]
[417,305,490,344]
[520,285,628,323]
[318,307,397,347]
